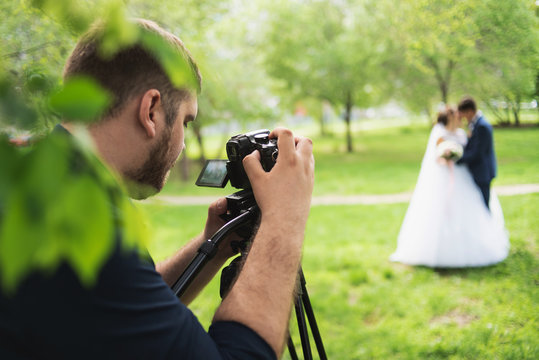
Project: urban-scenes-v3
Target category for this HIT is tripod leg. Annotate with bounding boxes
[295,295,312,360]
[300,271,328,360]
[287,333,299,360]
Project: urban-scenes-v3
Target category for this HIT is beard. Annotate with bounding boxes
[125,128,176,200]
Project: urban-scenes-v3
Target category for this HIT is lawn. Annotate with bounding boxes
[140,194,538,359]
[140,123,539,359]
[161,125,539,196]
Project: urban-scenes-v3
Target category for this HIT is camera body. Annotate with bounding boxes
[226,129,278,189]
[196,129,278,190]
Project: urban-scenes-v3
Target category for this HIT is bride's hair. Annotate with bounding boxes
[436,106,457,126]
[437,110,449,126]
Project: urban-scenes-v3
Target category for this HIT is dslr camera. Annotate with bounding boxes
[196,129,278,190]
[195,129,279,295]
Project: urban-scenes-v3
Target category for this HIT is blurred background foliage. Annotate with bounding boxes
[2,0,537,141]
[0,0,538,289]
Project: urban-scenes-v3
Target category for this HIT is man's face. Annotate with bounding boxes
[166,95,198,172]
[127,95,198,199]
[459,109,474,123]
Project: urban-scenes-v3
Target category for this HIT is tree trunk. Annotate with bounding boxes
[319,113,326,137]
[426,57,454,105]
[174,137,190,182]
[344,91,353,153]
[192,122,206,165]
[512,96,521,127]
[512,107,520,127]
[504,99,511,125]
[440,81,448,105]
[321,100,331,137]
[179,154,190,181]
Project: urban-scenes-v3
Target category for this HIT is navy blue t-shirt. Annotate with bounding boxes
[0,241,275,359]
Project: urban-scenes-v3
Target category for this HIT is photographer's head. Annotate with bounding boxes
[63,19,201,199]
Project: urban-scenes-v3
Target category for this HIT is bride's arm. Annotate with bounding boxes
[436,137,445,146]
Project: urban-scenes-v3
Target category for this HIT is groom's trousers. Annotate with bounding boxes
[476,182,490,210]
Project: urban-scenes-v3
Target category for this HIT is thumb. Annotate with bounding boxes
[242,150,264,181]
[208,197,227,216]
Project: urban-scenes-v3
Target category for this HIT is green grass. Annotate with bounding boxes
[140,193,538,359]
[141,123,539,358]
[162,125,539,196]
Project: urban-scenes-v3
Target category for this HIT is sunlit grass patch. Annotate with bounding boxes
[141,193,538,359]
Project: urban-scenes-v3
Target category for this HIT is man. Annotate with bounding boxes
[457,96,497,209]
[0,19,314,359]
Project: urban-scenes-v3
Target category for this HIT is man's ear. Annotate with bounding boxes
[138,89,162,139]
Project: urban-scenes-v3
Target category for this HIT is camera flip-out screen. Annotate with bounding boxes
[196,160,229,188]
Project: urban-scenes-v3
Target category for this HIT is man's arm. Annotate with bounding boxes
[156,197,238,305]
[213,128,315,357]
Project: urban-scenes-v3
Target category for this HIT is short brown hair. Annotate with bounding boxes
[458,96,477,113]
[63,19,202,126]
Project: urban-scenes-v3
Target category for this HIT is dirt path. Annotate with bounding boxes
[147,183,539,206]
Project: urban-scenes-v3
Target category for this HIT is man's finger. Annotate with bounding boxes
[208,197,228,216]
[243,150,265,181]
[270,127,295,161]
[296,136,313,158]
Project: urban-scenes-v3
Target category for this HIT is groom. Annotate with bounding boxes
[456,96,497,209]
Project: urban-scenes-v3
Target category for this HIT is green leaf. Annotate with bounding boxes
[0,186,47,292]
[0,75,39,130]
[139,30,198,91]
[55,176,113,287]
[30,0,93,34]
[49,76,111,122]
[119,198,150,250]
[97,2,138,59]
[0,133,117,292]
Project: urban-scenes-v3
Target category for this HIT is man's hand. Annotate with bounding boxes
[156,197,241,304]
[202,197,244,260]
[243,127,314,243]
[214,127,315,357]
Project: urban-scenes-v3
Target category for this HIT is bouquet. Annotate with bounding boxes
[436,140,463,161]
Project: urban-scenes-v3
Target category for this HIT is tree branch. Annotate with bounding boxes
[425,56,444,87]
[1,41,61,59]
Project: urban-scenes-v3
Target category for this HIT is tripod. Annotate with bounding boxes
[171,190,327,360]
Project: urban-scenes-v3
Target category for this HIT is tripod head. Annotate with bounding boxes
[220,189,257,222]
[219,189,259,298]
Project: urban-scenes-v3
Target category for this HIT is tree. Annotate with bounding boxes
[0,1,76,132]
[389,0,480,106]
[467,0,539,126]
[261,0,391,152]
[387,0,538,124]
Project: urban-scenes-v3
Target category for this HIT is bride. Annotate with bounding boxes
[390,108,509,268]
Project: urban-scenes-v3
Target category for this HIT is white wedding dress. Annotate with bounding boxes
[390,124,509,267]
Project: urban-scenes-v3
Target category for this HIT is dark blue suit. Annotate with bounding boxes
[457,114,497,208]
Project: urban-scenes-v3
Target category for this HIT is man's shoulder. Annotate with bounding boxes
[477,115,493,131]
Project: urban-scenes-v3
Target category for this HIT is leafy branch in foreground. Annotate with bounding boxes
[0,0,196,291]
[0,130,149,293]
